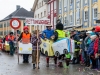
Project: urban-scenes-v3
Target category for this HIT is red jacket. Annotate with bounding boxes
[5,35,8,41]
[93,37,99,55]
[0,39,2,43]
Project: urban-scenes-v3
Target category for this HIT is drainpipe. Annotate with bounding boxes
[89,0,92,27]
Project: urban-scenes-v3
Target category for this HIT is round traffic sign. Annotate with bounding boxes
[10,18,21,29]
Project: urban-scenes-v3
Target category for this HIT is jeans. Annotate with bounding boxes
[9,43,15,55]
[84,51,90,66]
[23,54,29,62]
[81,50,85,63]
[72,51,80,64]
[97,57,100,70]
[90,56,96,68]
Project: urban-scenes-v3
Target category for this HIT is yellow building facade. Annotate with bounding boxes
[58,0,99,30]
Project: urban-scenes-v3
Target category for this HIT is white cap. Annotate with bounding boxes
[86,31,92,34]
[80,39,83,41]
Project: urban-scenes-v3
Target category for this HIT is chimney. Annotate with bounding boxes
[16,5,20,10]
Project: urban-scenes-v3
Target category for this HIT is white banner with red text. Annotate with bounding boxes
[25,18,50,25]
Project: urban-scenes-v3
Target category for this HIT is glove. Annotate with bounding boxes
[44,38,47,41]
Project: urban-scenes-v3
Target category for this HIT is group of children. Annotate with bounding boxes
[77,27,100,72]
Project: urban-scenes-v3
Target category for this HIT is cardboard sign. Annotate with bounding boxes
[52,38,69,55]
[18,43,32,54]
[25,18,50,25]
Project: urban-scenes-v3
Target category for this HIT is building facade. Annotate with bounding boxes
[59,0,99,30]
[46,0,59,29]
[0,5,34,36]
[32,0,48,31]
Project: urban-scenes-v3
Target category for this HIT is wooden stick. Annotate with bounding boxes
[36,26,39,69]
[16,30,19,64]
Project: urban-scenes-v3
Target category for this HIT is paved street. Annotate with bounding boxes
[0,52,100,75]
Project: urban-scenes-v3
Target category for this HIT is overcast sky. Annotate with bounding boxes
[0,0,34,20]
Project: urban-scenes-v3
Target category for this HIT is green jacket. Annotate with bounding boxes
[65,53,71,58]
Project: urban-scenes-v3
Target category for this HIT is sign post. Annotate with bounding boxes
[10,18,21,64]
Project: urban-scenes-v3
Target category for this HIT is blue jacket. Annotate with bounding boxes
[87,41,94,56]
[41,29,54,39]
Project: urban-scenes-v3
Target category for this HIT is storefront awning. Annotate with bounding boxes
[64,25,82,30]
[75,27,93,31]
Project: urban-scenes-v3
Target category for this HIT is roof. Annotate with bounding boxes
[32,0,38,12]
[0,8,34,22]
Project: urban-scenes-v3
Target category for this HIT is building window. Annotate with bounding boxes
[93,8,97,18]
[70,15,73,23]
[70,0,73,5]
[35,15,37,18]
[76,9,80,22]
[64,0,67,7]
[4,23,6,27]
[40,2,41,7]
[7,22,10,27]
[59,0,61,9]
[42,1,43,6]
[44,11,46,16]
[85,0,88,4]
[41,12,42,18]
[64,17,67,25]
[77,2,80,8]
[0,31,3,35]
[0,24,3,28]
[84,11,88,20]
[4,31,6,35]
[37,4,38,9]
[93,0,97,3]
[38,4,39,8]
[38,14,39,18]
[77,0,80,2]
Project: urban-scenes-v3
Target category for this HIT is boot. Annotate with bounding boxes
[46,57,49,67]
[72,57,76,64]
[38,64,40,69]
[23,59,25,63]
[54,56,57,66]
[33,64,36,69]
[58,62,63,67]
[46,63,49,67]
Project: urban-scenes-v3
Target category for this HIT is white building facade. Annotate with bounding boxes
[32,0,48,31]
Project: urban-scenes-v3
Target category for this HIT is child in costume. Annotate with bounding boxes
[54,23,66,67]
[64,49,71,68]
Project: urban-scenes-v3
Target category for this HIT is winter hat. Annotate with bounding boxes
[90,35,97,40]
[86,31,92,34]
[56,23,64,30]
[95,26,100,32]
[23,26,29,30]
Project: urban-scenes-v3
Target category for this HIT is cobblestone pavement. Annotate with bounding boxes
[0,52,100,75]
